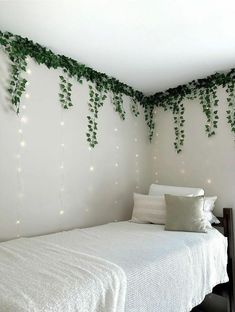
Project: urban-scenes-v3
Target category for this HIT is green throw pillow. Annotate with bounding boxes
[164,194,207,233]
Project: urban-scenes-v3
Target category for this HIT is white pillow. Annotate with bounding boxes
[131,193,166,224]
[131,192,218,227]
[149,184,204,196]
[204,196,220,224]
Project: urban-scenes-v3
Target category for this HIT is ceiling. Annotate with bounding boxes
[0,0,235,95]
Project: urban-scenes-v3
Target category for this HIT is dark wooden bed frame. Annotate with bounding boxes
[211,208,235,312]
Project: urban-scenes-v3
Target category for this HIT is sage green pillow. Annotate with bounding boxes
[164,194,207,233]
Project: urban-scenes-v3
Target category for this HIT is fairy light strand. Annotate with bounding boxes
[113,125,120,207]
[153,109,159,183]
[134,121,140,191]
[59,107,66,217]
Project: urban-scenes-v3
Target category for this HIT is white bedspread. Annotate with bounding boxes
[0,222,228,312]
[0,238,126,312]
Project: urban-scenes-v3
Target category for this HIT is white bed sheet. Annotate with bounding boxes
[0,221,228,312]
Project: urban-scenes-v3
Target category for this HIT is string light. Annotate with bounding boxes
[116,145,119,150]
[134,120,140,191]
[114,128,118,132]
[26,69,31,75]
[207,179,212,184]
[115,162,119,167]
[21,116,28,124]
[15,79,29,238]
[20,140,26,147]
[115,181,119,185]
[89,166,94,172]
[59,106,66,222]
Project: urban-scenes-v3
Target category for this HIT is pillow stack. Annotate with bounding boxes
[130,184,219,233]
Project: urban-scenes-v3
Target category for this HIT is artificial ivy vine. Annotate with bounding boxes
[86,85,107,148]
[0,30,144,148]
[59,75,73,109]
[1,30,235,153]
[226,80,235,135]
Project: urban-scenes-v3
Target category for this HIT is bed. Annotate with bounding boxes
[0,213,231,312]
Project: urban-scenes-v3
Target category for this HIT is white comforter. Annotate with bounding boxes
[0,222,228,312]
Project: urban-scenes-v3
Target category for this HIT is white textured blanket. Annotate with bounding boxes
[0,222,228,312]
[0,238,127,312]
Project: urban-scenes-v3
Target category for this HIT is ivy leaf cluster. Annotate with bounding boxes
[86,85,107,148]
[112,93,126,120]
[59,75,73,109]
[144,103,155,142]
[173,98,185,153]
[8,56,27,114]
[226,80,235,134]
[130,98,140,117]
[199,86,219,137]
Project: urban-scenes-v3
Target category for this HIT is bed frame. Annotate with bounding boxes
[212,208,235,312]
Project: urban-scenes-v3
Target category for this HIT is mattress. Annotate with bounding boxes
[0,221,228,312]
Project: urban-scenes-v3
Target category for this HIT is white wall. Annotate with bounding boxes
[152,86,235,222]
[0,51,153,241]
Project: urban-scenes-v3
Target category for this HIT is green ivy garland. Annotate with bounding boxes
[0,30,144,148]
[145,70,235,151]
[1,30,235,153]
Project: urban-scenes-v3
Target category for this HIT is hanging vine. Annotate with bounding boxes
[86,85,107,148]
[130,98,140,117]
[198,86,219,137]
[144,103,155,142]
[112,92,126,120]
[226,80,235,136]
[59,75,73,109]
[172,97,185,153]
[8,56,27,114]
